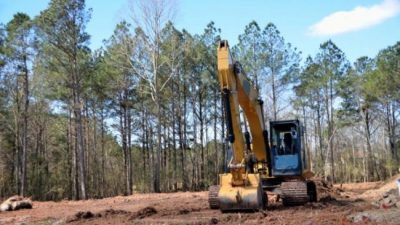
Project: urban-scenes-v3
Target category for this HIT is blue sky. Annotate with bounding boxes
[1,0,399,63]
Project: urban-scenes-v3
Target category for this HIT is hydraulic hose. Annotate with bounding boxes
[223,88,235,143]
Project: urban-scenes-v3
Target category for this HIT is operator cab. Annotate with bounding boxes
[270,120,304,176]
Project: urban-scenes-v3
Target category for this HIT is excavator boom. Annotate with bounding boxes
[211,40,269,211]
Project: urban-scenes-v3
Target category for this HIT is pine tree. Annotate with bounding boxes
[5,13,34,196]
[36,0,92,199]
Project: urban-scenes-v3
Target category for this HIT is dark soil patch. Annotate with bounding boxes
[100,208,130,217]
[179,209,190,214]
[66,211,95,223]
[130,206,157,219]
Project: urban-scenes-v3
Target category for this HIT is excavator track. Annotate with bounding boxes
[208,185,220,209]
[281,181,309,206]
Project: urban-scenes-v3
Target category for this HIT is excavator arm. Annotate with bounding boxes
[212,40,270,211]
[218,40,272,174]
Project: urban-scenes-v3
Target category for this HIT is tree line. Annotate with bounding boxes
[0,0,398,200]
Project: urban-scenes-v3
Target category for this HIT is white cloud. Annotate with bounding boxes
[308,0,400,36]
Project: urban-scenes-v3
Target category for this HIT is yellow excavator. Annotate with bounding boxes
[209,40,316,211]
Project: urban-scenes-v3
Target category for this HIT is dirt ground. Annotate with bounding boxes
[1,177,400,225]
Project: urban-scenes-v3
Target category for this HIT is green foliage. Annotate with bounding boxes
[103,21,136,99]
[35,0,92,94]
[262,23,301,86]
[235,21,300,119]
[233,21,262,87]
[5,13,31,38]
[337,56,375,126]
[374,42,400,102]
[3,12,34,82]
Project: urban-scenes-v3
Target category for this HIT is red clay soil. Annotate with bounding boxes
[1,178,400,225]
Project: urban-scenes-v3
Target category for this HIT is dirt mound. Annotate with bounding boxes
[359,174,400,200]
[335,182,382,193]
[130,206,157,219]
[66,207,156,223]
[66,211,96,223]
[101,208,130,216]
[177,207,202,215]
[312,178,342,201]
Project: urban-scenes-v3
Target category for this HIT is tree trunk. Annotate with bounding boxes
[71,107,79,200]
[302,104,311,170]
[73,86,86,199]
[120,96,130,195]
[213,86,218,181]
[92,104,99,196]
[271,70,277,121]
[199,92,205,183]
[171,82,177,190]
[386,102,398,171]
[141,104,147,190]
[14,76,21,195]
[155,100,161,193]
[21,54,29,196]
[67,109,73,199]
[362,108,374,180]
[100,106,105,197]
[192,98,199,189]
[316,98,324,172]
[329,78,335,182]
[127,107,132,194]
[182,86,188,190]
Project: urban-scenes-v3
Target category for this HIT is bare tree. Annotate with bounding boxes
[127,0,177,192]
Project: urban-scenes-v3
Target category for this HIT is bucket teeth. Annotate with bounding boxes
[209,173,266,211]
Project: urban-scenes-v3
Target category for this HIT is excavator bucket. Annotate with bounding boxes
[210,173,266,211]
